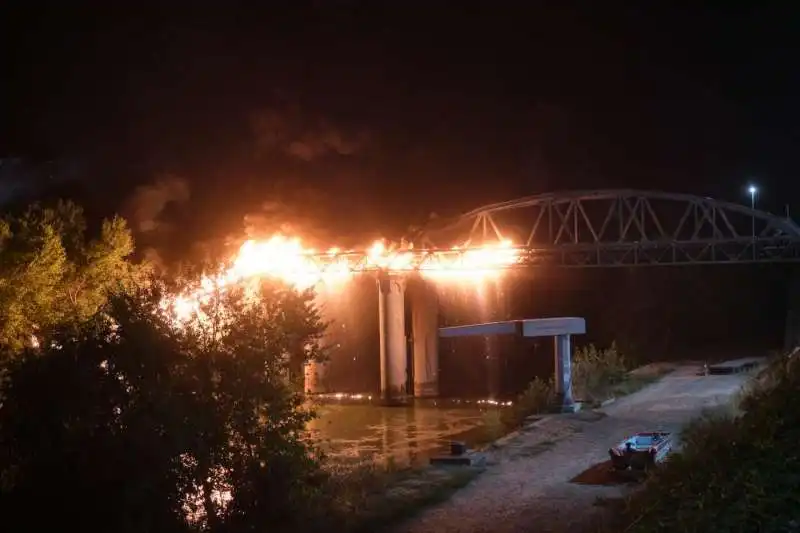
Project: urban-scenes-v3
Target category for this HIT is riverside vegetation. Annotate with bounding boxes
[483,342,659,438]
[0,199,363,532]
[606,349,800,533]
[324,343,656,533]
[0,198,669,533]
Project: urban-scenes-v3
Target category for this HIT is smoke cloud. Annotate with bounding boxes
[239,189,340,249]
[251,108,370,161]
[123,174,190,233]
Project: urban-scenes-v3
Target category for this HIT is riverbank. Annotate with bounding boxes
[608,353,792,533]
[327,360,674,533]
[325,460,485,533]
[480,360,673,445]
[388,362,751,533]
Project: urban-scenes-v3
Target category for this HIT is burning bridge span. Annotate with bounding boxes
[164,189,800,408]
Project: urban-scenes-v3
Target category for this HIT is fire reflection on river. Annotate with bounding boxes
[306,397,511,467]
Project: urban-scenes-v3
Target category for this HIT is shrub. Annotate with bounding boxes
[0,282,332,533]
[322,460,404,530]
[485,341,633,434]
[322,458,481,533]
[514,377,556,416]
[616,350,800,533]
[481,408,507,441]
[477,377,556,437]
[572,341,628,402]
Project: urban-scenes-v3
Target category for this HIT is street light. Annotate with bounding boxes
[748,185,757,239]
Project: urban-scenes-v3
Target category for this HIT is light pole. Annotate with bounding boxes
[748,185,757,261]
[748,185,757,239]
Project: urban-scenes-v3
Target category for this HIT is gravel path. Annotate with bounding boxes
[391,363,753,533]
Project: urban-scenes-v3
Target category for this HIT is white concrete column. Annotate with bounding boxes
[303,360,329,394]
[411,280,440,397]
[554,334,574,411]
[378,275,408,404]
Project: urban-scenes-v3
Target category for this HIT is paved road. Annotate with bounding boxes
[391,363,752,533]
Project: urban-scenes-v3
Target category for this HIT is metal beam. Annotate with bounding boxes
[418,189,800,266]
[439,317,586,338]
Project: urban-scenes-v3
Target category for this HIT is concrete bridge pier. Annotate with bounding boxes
[439,318,585,412]
[378,274,409,405]
[553,334,575,412]
[410,279,440,398]
[303,360,329,394]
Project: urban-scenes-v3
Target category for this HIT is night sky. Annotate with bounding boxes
[2,2,799,262]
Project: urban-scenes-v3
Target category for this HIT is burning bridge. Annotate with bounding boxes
[247,189,800,277]
[306,190,800,408]
[169,190,800,407]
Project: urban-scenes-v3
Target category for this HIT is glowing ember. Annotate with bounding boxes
[230,236,353,289]
[161,234,521,321]
[418,240,519,280]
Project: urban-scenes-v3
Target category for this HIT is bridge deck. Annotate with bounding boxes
[439,317,586,338]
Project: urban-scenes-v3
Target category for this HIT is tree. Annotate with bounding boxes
[0,279,332,533]
[0,200,141,355]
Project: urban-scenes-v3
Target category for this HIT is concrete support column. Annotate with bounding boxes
[303,360,329,394]
[553,334,575,412]
[411,279,440,398]
[378,274,408,404]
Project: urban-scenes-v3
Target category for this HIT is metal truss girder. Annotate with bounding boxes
[513,239,800,267]
[297,240,800,274]
[417,189,800,266]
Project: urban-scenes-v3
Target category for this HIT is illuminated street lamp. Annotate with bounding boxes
[748,185,757,239]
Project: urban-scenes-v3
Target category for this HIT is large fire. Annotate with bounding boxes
[163,235,521,322]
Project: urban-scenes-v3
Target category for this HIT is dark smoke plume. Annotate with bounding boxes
[122,174,190,234]
[251,107,370,162]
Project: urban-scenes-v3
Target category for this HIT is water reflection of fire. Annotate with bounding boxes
[161,234,521,322]
[308,392,514,407]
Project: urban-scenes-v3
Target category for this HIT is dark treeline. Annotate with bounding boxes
[0,198,350,533]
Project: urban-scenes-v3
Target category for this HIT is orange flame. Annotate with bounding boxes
[161,234,521,322]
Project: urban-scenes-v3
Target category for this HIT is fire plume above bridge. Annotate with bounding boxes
[160,188,800,406]
[164,235,519,322]
[163,189,800,322]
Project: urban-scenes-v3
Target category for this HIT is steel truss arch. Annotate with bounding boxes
[419,189,800,266]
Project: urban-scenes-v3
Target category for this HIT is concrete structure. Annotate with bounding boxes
[375,271,585,408]
[303,360,330,394]
[310,189,800,403]
[410,280,440,397]
[378,274,408,404]
[439,317,586,411]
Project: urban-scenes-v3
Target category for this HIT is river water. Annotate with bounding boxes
[306,395,510,466]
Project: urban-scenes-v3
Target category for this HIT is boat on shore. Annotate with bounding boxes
[608,431,672,471]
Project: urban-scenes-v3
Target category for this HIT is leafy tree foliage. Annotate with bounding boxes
[0,280,331,533]
[0,200,141,354]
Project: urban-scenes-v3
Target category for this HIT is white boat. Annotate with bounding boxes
[608,431,672,471]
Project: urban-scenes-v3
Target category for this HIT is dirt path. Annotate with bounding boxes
[390,363,753,533]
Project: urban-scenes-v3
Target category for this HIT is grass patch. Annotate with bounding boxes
[324,459,483,533]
